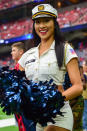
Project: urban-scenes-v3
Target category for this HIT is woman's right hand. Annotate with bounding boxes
[57,85,64,93]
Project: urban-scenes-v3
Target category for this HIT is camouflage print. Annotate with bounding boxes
[70,95,84,131]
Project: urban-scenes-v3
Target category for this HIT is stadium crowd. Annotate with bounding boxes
[0,0,31,10]
[0,6,87,40]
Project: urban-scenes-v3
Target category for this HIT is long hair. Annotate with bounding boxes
[32,22,41,47]
[54,19,65,68]
[32,18,65,68]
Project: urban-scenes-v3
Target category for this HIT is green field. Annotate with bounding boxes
[0,108,13,120]
[0,126,18,131]
[0,107,18,130]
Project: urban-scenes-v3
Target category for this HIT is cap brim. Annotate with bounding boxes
[32,14,52,20]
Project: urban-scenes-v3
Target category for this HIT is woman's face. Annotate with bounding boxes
[34,17,55,41]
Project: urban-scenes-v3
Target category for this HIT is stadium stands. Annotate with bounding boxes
[0,56,14,69]
[57,7,87,27]
[0,6,87,40]
[0,0,31,10]
[0,18,33,39]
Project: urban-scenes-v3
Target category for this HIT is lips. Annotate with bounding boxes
[39,29,48,35]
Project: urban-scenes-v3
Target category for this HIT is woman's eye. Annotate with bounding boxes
[35,20,40,24]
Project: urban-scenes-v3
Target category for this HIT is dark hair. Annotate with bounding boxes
[54,19,65,68]
[31,18,65,68]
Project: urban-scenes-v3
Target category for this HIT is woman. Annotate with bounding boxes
[18,3,83,131]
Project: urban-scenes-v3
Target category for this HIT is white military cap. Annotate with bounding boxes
[32,4,58,19]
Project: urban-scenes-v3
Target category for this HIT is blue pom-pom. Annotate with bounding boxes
[63,72,72,90]
[0,66,65,127]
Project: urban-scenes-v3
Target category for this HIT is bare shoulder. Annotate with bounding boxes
[67,58,78,67]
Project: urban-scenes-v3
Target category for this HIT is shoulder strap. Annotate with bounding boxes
[64,42,68,67]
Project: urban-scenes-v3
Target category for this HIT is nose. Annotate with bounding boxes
[39,21,46,28]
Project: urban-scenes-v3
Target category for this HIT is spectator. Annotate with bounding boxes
[82,60,87,131]
[11,42,26,131]
[70,65,84,130]
[11,42,26,70]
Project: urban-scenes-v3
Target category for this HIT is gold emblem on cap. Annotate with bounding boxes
[38,5,44,11]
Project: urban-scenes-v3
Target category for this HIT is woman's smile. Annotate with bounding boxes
[39,29,48,35]
[34,17,54,41]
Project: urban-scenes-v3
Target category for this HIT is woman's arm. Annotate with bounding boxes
[62,58,83,101]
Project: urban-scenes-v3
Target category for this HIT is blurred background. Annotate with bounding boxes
[0,0,87,131]
[0,0,87,68]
